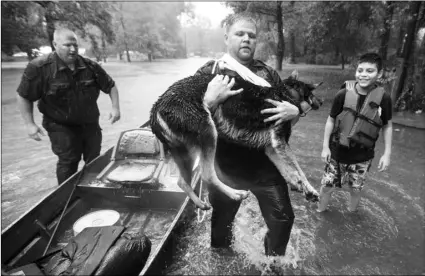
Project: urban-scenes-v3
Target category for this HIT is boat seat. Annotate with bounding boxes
[113,128,162,160]
[106,161,157,183]
[97,128,166,183]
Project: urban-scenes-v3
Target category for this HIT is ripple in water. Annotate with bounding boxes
[164,181,420,275]
[232,194,317,275]
[164,192,319,275]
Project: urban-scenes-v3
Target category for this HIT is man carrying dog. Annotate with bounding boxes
[194,13,300,256]
[16,28,121,185]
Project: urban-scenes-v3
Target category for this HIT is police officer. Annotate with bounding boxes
[17,28,121,185]
[195,13,300,256]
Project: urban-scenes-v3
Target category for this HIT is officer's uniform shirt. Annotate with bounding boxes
[17,52,115,126]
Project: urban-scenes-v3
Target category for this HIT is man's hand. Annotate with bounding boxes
[109,108,121,124]
[321,146,331,163]
[378,153,390,172]
[27,123,45,141]
[261,99,299,126]
[204,75,243,110]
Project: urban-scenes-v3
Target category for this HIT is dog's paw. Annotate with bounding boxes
[222,186,249,201]
[288,180,303,193]
[304,191,319,203]
[194,200,211,210]
[200,201,212,210]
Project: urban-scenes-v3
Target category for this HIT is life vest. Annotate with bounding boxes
[333,81,385,148]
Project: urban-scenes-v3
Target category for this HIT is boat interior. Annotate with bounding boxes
[2,127,201,275]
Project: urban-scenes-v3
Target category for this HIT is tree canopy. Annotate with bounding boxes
[2,1,423,111]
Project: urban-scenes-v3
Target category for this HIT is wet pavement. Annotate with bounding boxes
[2,58,424,274]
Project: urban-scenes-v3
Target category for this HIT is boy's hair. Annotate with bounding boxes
[223,12,257,34]
[357,53,383,72]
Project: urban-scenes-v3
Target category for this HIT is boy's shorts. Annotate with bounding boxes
[320,158,372,191]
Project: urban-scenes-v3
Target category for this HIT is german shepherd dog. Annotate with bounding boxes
[150,70,323,210]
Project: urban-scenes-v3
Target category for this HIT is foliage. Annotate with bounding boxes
[1,2,47,57]
[111,2,189,59]
[305,2,376,68]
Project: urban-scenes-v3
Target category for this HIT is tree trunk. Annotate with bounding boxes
[36,1,56,51]
[416,35,425,98]
[341,54,345,70]
[101,32,107,63]
[119,16,131,62]
[288,1,296,64]
[311,48,317,64]
[275,1,284,71]
[396,24,406,57]
[334,45,340,64]
[45,4,56,51]
[395,1,422,102]
[289,30,295,64]
[379,1,394,61]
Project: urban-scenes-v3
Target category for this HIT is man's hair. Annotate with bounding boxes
[357,52,383,72]
[223,12,257,33]
[53,28,77,43]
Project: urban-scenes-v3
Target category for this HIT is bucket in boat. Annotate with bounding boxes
[73,210,120,236]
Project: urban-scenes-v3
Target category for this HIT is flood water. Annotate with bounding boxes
[164,111,425,275]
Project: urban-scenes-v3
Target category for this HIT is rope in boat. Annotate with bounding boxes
[196,179,208,223]
[42,163,87,257]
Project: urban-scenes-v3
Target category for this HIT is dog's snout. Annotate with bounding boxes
[309,95,323,110]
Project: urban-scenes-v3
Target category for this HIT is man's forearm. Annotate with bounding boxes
[16,94,35,126]
[109,86,120,110]
[382,120,393,156]
[323,117,335,148]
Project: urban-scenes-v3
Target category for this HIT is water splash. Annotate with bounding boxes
[232,193,317,275]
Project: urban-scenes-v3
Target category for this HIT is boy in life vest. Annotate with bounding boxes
[317,53,393,212]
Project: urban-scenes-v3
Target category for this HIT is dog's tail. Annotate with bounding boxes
[149,104,169,148]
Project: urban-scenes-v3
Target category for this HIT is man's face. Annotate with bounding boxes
[355,62,382,89]
[224,20,257,64]
[54,33,79,65]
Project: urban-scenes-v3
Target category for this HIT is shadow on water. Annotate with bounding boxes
[163,115,424,275]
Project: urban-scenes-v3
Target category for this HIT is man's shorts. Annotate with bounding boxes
[320,158,372,191]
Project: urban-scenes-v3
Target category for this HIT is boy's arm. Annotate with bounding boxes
[321,116,335,162]
[378,120,392,171]
[323,116,335,149]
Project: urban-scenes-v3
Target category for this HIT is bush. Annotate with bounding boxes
[1,52,15,62]
[304,54,316,64]
[315,53,339,65]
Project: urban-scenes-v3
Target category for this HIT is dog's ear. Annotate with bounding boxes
[308,81,323,89]
[289,70,299,80]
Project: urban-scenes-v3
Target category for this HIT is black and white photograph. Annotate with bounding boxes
[1,1,424,275]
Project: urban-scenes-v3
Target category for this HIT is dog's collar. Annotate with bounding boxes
[299,101,312,117]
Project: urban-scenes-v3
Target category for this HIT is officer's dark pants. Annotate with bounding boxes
[43,119,102,184]
[209,180,295,256]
